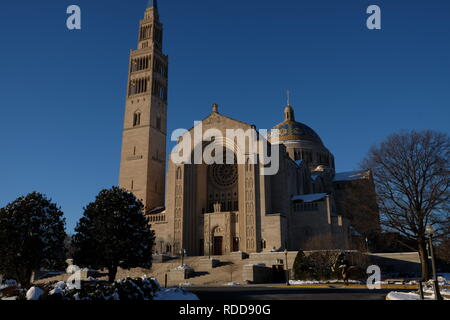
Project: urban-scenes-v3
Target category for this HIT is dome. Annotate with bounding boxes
[268,105,323,145]
[268,103,335,170]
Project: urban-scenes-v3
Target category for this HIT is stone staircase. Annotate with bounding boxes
[33,252,296,287]
[140,255,249,286]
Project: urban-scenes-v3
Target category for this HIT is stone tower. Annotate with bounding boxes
[119,0,168,211]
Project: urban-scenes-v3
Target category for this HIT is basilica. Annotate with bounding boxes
[118,1,380,256]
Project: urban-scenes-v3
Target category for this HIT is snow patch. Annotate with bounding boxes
[179,282,194,287]
[153,288,199,300]
[289,279,362,285]
[386,291,445,300]
[175,264,193,271]
[53,281,66,290]
[333,170,369,182]
[225,282,241,286]
[49,287,64,296]
[26,287,44,300]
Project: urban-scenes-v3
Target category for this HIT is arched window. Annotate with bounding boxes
[133,111,141,126]
[176,167,182,180]
[156,116,162,130]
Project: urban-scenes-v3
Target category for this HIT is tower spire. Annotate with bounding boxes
[284,90,295,121]
[147,0,158,9]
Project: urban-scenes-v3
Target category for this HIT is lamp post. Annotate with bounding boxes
[208,213,212,259]
[284,249,290,286]
[425,225,443,300]
[180,248,186,266]
[208,239,212,259]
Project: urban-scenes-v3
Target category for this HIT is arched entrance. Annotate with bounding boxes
[213,236,223,255]
[206,147,239,213]
[212,226,224,255]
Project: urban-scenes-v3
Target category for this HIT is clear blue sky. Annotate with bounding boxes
[1,0,449,233]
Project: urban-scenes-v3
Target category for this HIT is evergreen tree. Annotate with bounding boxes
[292,250,313,280]
[72,187,155,282]
[0,192,66,286]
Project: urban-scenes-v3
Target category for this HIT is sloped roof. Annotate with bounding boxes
[292,193,327,202]
[333,170,370,182]
[147,206,165,214]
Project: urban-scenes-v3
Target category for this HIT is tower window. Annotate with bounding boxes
[156,116,161,130]
[133,112,141,126]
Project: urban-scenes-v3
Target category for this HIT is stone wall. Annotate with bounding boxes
[242,264,273,284]
[367,252,420,276]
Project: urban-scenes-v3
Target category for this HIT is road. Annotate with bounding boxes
[188,285,402,300]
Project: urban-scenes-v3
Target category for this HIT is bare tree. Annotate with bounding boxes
[362,130,450,280]
[302,234,338,251]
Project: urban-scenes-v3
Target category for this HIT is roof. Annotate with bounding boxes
[183,108,254,136]
[292,193,327,202]
[333,170,370,182]
[269,120,323,145]
[268,105,324,146]
[294,160,303,167]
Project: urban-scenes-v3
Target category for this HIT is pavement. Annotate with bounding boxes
[187,285,409,300]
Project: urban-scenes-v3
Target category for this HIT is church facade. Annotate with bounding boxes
[119,2,379,256]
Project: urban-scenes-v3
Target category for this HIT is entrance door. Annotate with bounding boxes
[233,237,239,252]
[213,236,223,255]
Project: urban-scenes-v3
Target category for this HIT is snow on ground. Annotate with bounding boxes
[289,279,362,285]
[0,279,18,290]
[4,276,199,301]
[424,287,450,295]
[438,274,450,285]
[179,282,194,287]
[386,291,449,300]
[153,288,199,300]
[26,287,44,300]
[54,281,66,289]
[175,264,193,271]
[225,282,241,286]
[49,287,64,296]
[333,170,369,182]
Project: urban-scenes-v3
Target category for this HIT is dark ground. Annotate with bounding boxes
[188,286,406,300]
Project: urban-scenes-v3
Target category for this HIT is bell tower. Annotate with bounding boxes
[119,0,168,211]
